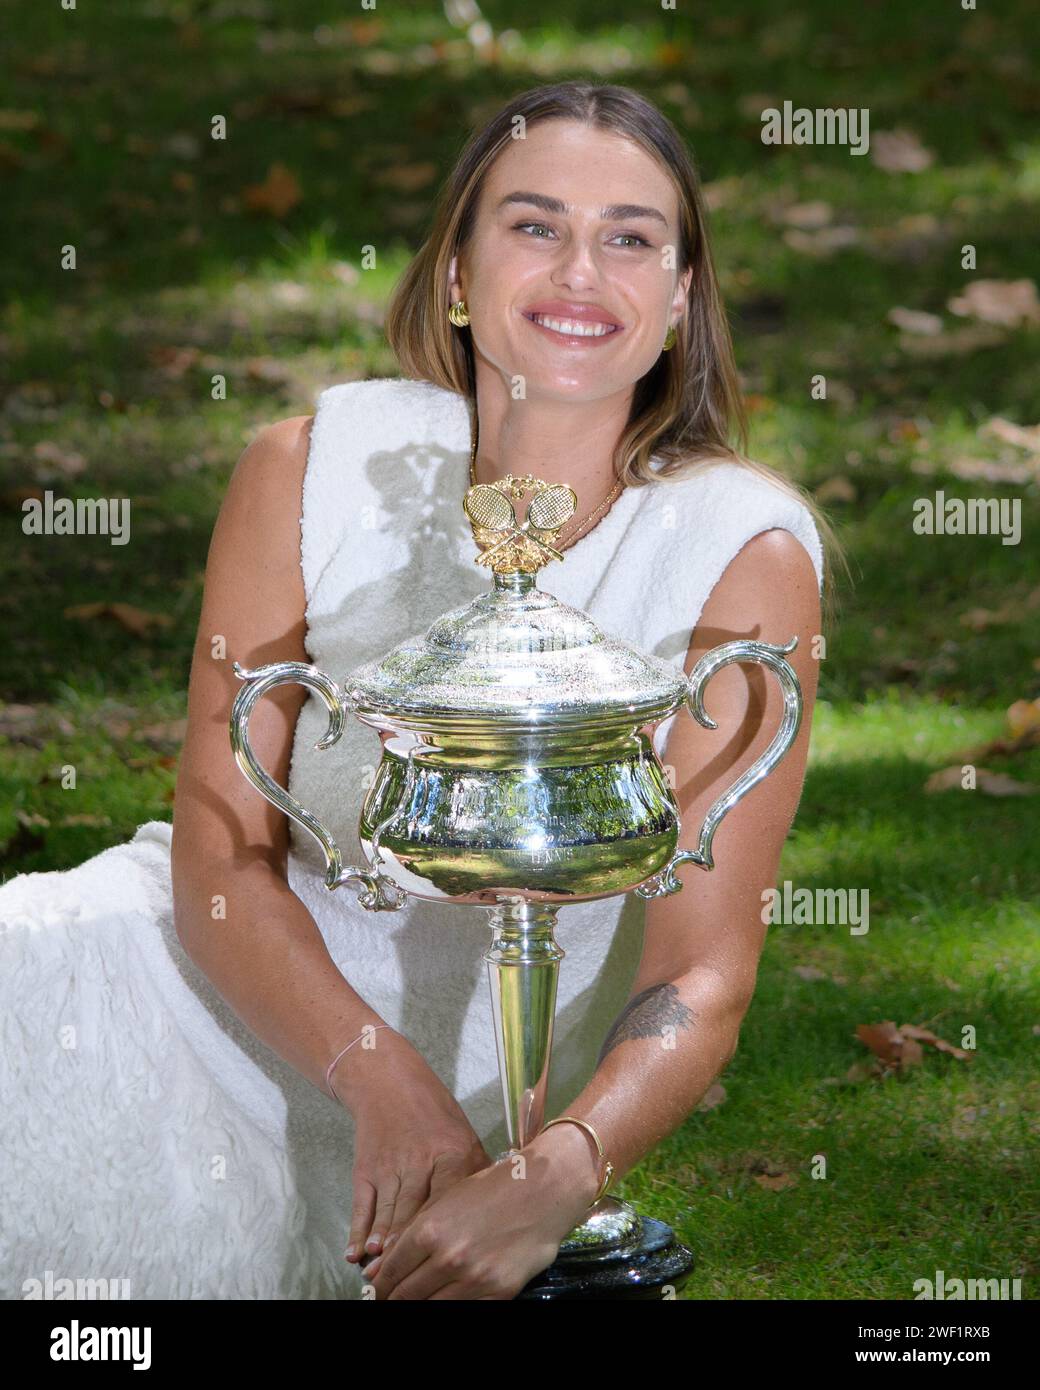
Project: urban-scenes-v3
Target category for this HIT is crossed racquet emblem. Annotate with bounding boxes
[464,475,578,571]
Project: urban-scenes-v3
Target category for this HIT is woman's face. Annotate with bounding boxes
[449,120,692,402]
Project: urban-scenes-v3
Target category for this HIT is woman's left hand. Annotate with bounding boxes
[362,1134,597,1300]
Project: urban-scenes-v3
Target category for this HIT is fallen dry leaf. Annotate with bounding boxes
[897,324,1007,357]
[372,161,437,193]
[943,454,1040,485]
[871,128,935,172]
[125,754,179,770]
[0,703,43,735]
[242,162,302,219]
[814,475,857,504]
[147,345,202,379]
[979,417,1040,452]
[772,199,833,229]
[884,1042,922,1070]
[63,602,174,637]
[32,441,86,478]
[856,1020,905,1063]
[924,765,971,792]
[854,1021,934,1074]
[956,594,1040,630]
[974,769,1039,796]
[138,719,188,746]
[899,1023,973,1061]
[887,306,944,336]
[696,1081,727,1111]
[948,278,1040,328]
[753,1172,798,1191]
[702,175,745,210]
[734,89,774,118]
[1007,698,1040,739]
[925,764,1039,795]
[949,729,1040,763]
[783,225,860,257]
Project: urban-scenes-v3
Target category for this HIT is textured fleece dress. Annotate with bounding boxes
[0,376,824,1299]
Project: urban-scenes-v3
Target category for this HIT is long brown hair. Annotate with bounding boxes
[385,80,847,627]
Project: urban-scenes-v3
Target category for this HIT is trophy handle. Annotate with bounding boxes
[229,659,407,911]
[635,636,803,897]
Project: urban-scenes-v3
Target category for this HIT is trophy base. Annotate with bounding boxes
[516,1197,695,1301]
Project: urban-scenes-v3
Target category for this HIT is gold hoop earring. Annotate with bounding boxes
[449,299,470,328]
[662,324,677,351]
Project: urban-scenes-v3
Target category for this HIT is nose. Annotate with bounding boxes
[549,230,604,294]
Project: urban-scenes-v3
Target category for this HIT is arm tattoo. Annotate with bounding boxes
[596,982,696,1065]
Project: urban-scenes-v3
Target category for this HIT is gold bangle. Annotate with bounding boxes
[541,1116,615,1208]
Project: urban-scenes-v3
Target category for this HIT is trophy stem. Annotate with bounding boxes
[483,899,564,1152]
[482,897,696,1298]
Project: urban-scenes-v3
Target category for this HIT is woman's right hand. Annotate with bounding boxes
[334,1029,493,1271]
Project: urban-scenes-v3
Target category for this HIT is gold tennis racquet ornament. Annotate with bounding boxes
[464,474,577,574]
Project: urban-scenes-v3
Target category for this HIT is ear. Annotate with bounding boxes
[447,253,462,301]
[671,264,693,321]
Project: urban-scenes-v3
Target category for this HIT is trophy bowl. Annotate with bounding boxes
[229,472,803,1299]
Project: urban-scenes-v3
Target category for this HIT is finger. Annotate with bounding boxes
[382,1175,429,1251]
[365,1172,402,1257]
[383,1254,443,1301]
[345,1178,376,1263]
[368,1228,432,1300]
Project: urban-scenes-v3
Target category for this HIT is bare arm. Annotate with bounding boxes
[171,416,491,1262]
[171,414,387,1099]
[522,528,823,1197]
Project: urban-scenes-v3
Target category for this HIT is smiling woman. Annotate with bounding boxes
[387,82,841,610]
[0,79,845,1304]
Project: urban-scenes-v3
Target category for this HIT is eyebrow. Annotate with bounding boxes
[496,191,668,226]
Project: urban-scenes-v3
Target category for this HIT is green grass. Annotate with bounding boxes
[2,0,1038,1298]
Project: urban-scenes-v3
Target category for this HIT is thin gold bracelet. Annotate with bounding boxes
[541,1116,615,1208]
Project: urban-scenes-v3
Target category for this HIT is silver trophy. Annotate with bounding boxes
[229,472,802,1299]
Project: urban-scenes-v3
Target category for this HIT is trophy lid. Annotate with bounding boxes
[348,473,688,728]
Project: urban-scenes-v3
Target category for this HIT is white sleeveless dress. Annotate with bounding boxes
[0,377,824,1300]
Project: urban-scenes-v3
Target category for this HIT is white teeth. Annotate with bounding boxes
[529,314,617,338]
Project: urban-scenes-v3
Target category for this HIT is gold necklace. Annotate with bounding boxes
[468,421,626,553]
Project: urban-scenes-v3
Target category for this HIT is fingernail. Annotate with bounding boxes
[366,1233,382,1250]
[365,1256,382,1277]
[344,1244,357,1261]
[383,1232,399,1249]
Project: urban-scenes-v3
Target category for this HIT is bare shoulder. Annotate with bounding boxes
[208,414,314,572]
[225,413,314,498]
[691,527,820,664]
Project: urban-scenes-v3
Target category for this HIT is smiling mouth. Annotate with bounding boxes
[522,312,622,340]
